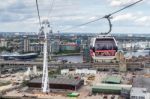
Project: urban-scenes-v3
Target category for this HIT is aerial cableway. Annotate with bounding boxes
[60,0,143,60]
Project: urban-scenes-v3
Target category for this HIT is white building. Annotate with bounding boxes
[0,38,7,47]
[75,69,97,75]
[130,87,150,99]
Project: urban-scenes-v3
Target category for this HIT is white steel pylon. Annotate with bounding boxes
[41,19,50,93]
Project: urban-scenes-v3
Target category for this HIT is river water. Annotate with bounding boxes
[57,50,150,63]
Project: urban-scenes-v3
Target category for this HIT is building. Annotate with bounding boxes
[130,88,150,99]
[50,40,60,53]
[30,43,43,53]
[92,84,132,95]
[28,78,84,91]
[133,76,150,92]
[60,43,78,51]
[102,76,122,84]
[83,46,91,63]
[20,36,30,52]
[76,38,82,46]
[0,38,7,47]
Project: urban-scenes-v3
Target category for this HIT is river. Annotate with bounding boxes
[57,50,150,63]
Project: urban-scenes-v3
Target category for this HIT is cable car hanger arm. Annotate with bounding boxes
[100,15,112,35]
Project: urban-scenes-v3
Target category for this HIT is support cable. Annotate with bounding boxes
[61,0,143,32]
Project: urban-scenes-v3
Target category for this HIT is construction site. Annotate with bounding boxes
[0,67,150,99]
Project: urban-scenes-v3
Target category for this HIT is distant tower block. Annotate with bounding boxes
[33,65,37,75]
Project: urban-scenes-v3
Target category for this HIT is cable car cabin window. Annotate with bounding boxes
[94,38,117,56]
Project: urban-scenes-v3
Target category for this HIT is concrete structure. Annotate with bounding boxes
[130,88,150,99]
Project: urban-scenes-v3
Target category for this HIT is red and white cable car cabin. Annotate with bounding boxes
[90,36,118,59]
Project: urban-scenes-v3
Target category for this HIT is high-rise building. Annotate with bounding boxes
[30,43,43,53]
[20,36,30,53]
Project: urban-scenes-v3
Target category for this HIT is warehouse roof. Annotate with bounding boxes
[92,85,122,91]
[29,77,83,85]
[102,76,122,84]
[95,83,132,90]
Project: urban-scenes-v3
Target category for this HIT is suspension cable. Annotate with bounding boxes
[35,0,42,27]
[61,0,143,31]
[48,0,55,18]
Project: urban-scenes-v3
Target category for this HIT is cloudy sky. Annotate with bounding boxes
[0,0,149,33]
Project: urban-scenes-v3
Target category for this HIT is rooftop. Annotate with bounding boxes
[102,76,122,84]
[92,85,122,91]
[29,77,83,86]
[131,87,147,96]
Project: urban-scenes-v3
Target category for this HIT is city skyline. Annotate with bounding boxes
[0,0,150,33]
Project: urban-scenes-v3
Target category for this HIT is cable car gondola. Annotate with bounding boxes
[90,16,118,60]
[90,35,118,59]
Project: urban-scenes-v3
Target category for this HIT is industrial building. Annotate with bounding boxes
[92,84,132,95]
[28,78,84,91]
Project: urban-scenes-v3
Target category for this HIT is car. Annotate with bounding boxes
[111,95,115,99]
[103,95,107,99]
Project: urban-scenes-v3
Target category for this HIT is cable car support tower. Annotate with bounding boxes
[41,20,50,93]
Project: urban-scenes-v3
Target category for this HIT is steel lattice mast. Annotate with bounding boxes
[41,19,50,93]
